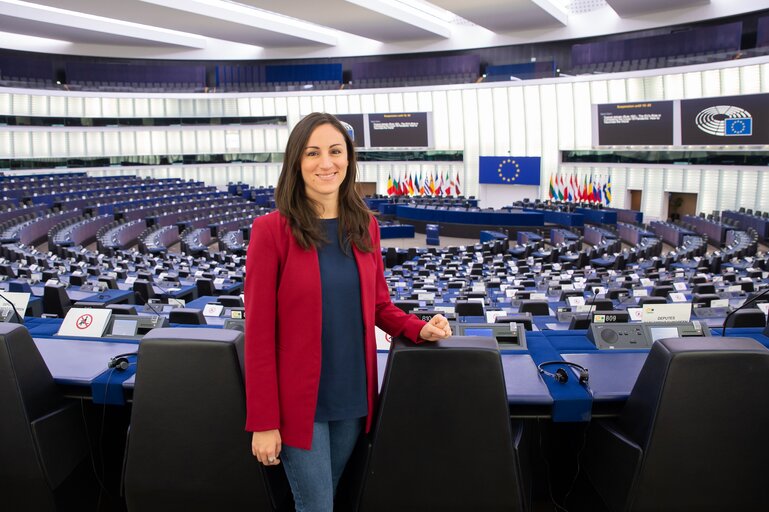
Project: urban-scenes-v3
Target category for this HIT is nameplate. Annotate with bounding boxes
[561,284,575,291]
[567,296,586,307]
[530,293,547,301]
[374,326,391,350]
[576,305,595,313]
[642,303,691,323]
[669,292,688,303]
[592,286,607,296]
[673,282,688,291]
[593,312,629,323]
[418,293,435,301]
[203,303,224,317]
[711,299,729,308]
[58,307,112,338]
[640,278,653,287]
[485,310,506,323]
[727,285,742,293]
[633,288,648,297]
[125,276,137,285]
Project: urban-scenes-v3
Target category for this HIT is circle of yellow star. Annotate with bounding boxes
[497,158,521,183]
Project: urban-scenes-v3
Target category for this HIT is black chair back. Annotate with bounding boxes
[43,284,72,318]
[124,328,288,511]
[584,337,769,511]
[355,336,529,511]
[0,324,91,511]
[518,299,550,316]
[218,295,244,308]
[724,309,767,328]
[169,308,207,325]
[132,279,156,305]
[195,278,216,296]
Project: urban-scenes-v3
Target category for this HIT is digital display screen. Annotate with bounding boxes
[334,114,366,147]
[111,319,138,337]
[680,93,769,145]
[596,101,674,146]
[650,326,679,342]
[368,112,429,148]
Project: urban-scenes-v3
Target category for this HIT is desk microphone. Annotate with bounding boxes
[721,285,769,336]
[0,293,24,325]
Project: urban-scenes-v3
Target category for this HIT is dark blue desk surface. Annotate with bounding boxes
[34,337,137,386]
[33,319,769,414]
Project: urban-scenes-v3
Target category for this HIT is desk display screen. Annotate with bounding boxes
[464,328,492,336]
[650,326,679,343]
[111,319,138,337]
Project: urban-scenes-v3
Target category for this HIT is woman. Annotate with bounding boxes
[244,112,451,512]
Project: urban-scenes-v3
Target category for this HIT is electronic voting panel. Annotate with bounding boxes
[588,321,711,349]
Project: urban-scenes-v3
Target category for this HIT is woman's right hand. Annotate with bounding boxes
[252,429,282,466]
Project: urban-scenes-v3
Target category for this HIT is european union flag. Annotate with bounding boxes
[479,157,541,185]
[725,117,752,136]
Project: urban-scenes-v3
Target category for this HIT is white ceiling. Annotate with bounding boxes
[0,0,767,60]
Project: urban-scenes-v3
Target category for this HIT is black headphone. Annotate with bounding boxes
[107,352,138,371]
[537,361,589,385]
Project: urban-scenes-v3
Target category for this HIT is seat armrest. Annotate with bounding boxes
[583,419,643,512]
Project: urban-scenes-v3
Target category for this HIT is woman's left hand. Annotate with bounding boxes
[419,314,452,342]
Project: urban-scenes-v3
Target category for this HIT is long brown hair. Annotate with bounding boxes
[275,112,373,253]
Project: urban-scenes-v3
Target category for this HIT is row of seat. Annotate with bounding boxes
[4,323,769,511]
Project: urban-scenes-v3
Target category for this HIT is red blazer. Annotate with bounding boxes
[244,211,426,449]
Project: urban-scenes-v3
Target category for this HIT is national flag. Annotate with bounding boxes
[605,176,612,204]
[557,174,564,201]
[435,172,443,196]
[454,172,461,196]
[563,175,570,202]
[444,171,452,196]
[407,174,414,196]
[571,174,579,201]
[548,175,556,199]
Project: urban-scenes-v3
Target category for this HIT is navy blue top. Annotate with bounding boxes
[315,218,368,421]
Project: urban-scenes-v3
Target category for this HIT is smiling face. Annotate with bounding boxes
[300,123,348,215]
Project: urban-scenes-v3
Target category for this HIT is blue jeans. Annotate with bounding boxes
[281,418,364,512]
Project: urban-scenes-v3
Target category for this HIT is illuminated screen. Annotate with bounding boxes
[368,112,429,148]
[650,327,679,342]
[596,101,674,146]
[111,319,138,337]
[464,328,492,336]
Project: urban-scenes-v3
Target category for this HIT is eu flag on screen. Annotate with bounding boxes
[725,117,752,136]
[479,157,541,185]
